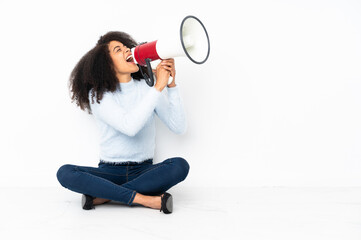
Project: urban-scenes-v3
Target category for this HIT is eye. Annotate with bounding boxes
[117,48,121,53]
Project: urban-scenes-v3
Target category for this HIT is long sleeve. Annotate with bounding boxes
[90,87,161,137]
[155,86,187,135]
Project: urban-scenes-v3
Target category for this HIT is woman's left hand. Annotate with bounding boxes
[155,58,176,87]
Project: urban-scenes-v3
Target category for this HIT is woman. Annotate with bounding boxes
[56,31,190,214]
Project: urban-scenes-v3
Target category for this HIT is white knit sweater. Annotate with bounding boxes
[89,78,186,163]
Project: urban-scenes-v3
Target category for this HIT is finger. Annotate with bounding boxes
[162,66,173,71]
[161,59,174,65]
[156,64,164,70]
[161,63,174,68]
[161,60,173,64]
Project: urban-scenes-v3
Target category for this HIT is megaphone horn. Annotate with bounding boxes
[131,15,210,86]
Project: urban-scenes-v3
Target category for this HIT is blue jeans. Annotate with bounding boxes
[56,157,190,206]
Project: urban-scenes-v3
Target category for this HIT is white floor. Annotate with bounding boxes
[1,186,361,240]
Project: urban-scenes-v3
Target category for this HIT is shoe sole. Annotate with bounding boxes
[82,194,94,210]
[166,195,173,213]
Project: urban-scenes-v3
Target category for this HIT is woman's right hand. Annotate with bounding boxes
[154,60,171,92]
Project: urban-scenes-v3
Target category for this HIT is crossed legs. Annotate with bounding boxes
[56,157,190,210]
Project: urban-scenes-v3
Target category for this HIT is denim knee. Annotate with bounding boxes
[172,157,190,181]
[56,164,76,188]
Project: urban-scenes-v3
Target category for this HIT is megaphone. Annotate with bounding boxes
[131,15,210,86]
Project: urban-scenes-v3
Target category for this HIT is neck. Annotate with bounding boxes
[117,73,132,83]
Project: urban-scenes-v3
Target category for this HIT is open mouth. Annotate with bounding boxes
[126,55,134,63]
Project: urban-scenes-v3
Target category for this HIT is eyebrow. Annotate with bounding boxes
[113,46,120,52]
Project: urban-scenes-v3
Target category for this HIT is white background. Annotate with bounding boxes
[0,0,360,188]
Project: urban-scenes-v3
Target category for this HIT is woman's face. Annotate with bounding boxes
[108,41,139,77]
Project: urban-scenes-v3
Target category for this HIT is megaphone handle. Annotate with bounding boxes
[145,58,154,87]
